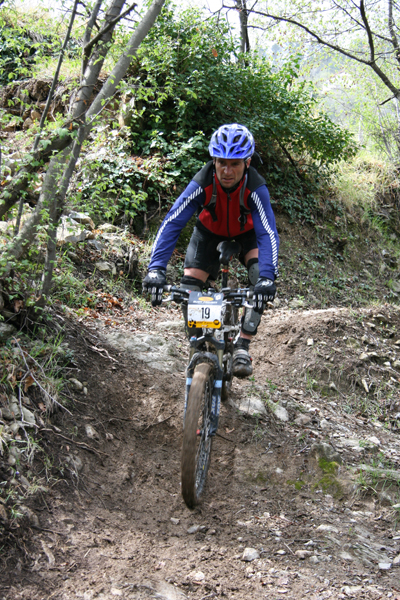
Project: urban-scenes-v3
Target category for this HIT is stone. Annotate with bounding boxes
[98,223,120,233]
[234,396,267,416]
[393,360,400,370]
[104,331,186,373]
[294,414,312,426]
[310,442,343,465]
[342,586,363,596]
[392,281,400,293]
[289,298,304,309]
[366,436,381,446]
[8,397,21,418]
[69,378,83,391]
[68,211,95,230]
[19,505,39,527]
[273,404,289,422]
[346,337,360,348]
[135,580,187,599]
[95,261,114,273]
[295,550,312,559]
[0,323,17,343]
[31,109,41,121]
[85,424,99,439]
[155,320,185,332]
[188,571,205,582]
[170,518,180,525]
[316,524,339,534]
[57,216,89,244]
[88,240,105,250]
[242,547,260,562]
[378,562,392,570]
[65,454,83,472]
[339,551,355,561]
[21,406,36,426]
[187,525,200,534]
[393,554,400,566]
[309,556,319,564]
[23,117,33,130]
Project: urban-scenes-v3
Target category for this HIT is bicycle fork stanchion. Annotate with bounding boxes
[184,339,224,437]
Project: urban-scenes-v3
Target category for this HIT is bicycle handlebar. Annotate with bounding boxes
[162,285,253,306]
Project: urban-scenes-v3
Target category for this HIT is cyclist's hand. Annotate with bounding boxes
[142,269,166,306]
[253,278,276,313]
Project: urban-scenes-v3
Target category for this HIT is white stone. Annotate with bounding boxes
[366,436,381,446]
[273,405,289,422]
[242,547,260,562]
[316,524,339,534]
[21,406,36,426]
[68,211,95,230]
[378,562,392,570]
[188,571,205,582]
[234,396,267,416]
[57,215,89,244]
[339,552,355,561]
[187,525,200,534]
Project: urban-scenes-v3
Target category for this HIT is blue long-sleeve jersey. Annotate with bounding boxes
[148,162,279,281]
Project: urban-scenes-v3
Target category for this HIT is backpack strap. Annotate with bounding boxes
[238,173,250,231]
[201,171,218,222]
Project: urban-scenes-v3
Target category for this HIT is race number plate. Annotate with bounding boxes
[187,292,223,329]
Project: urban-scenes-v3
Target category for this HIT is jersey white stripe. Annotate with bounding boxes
[150,186,202,261]
[251,191,279,274]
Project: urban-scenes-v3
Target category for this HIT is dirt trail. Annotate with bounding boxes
[2,303,400,600]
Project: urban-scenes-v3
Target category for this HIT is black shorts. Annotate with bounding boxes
[184,225,258,280]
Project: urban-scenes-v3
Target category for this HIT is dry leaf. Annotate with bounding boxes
[24,374,35,392]
[212,48,218,57]
[14,299,24,313]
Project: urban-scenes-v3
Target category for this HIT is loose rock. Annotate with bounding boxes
[241,547,260,562]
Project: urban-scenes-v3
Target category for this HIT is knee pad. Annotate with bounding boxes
[180,275,203,292]
[241,306,262,336]
[247,258,259,286]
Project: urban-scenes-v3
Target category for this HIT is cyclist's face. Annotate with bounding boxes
[215,158,250,188]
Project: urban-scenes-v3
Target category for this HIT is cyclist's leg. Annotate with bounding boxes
[233,233,261,376]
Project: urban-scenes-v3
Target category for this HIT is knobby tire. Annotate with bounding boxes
[181,362,214,508]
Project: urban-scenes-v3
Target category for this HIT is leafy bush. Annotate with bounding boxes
[105,5,356,222]
[0,8,60,84]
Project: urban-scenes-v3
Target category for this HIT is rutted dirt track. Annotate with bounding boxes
[3,303,400,600]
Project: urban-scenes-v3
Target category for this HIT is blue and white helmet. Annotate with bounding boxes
[209,123,255,160]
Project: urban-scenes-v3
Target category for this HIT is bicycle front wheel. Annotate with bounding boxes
[181,362,214,508]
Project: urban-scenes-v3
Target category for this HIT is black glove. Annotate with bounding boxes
[142,269,166,306]
[253,278,276,313]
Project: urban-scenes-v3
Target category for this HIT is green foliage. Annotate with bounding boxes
[118,5,357,221]
[0,7,60,84]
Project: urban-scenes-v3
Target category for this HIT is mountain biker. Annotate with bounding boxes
[143,123,279,377]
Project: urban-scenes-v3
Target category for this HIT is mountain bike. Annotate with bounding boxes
[163,241,254,508]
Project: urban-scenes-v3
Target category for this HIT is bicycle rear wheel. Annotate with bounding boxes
[181,362,214,508]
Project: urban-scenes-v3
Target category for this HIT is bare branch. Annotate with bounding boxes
[359,0,375,63]
[83,1,137,64]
